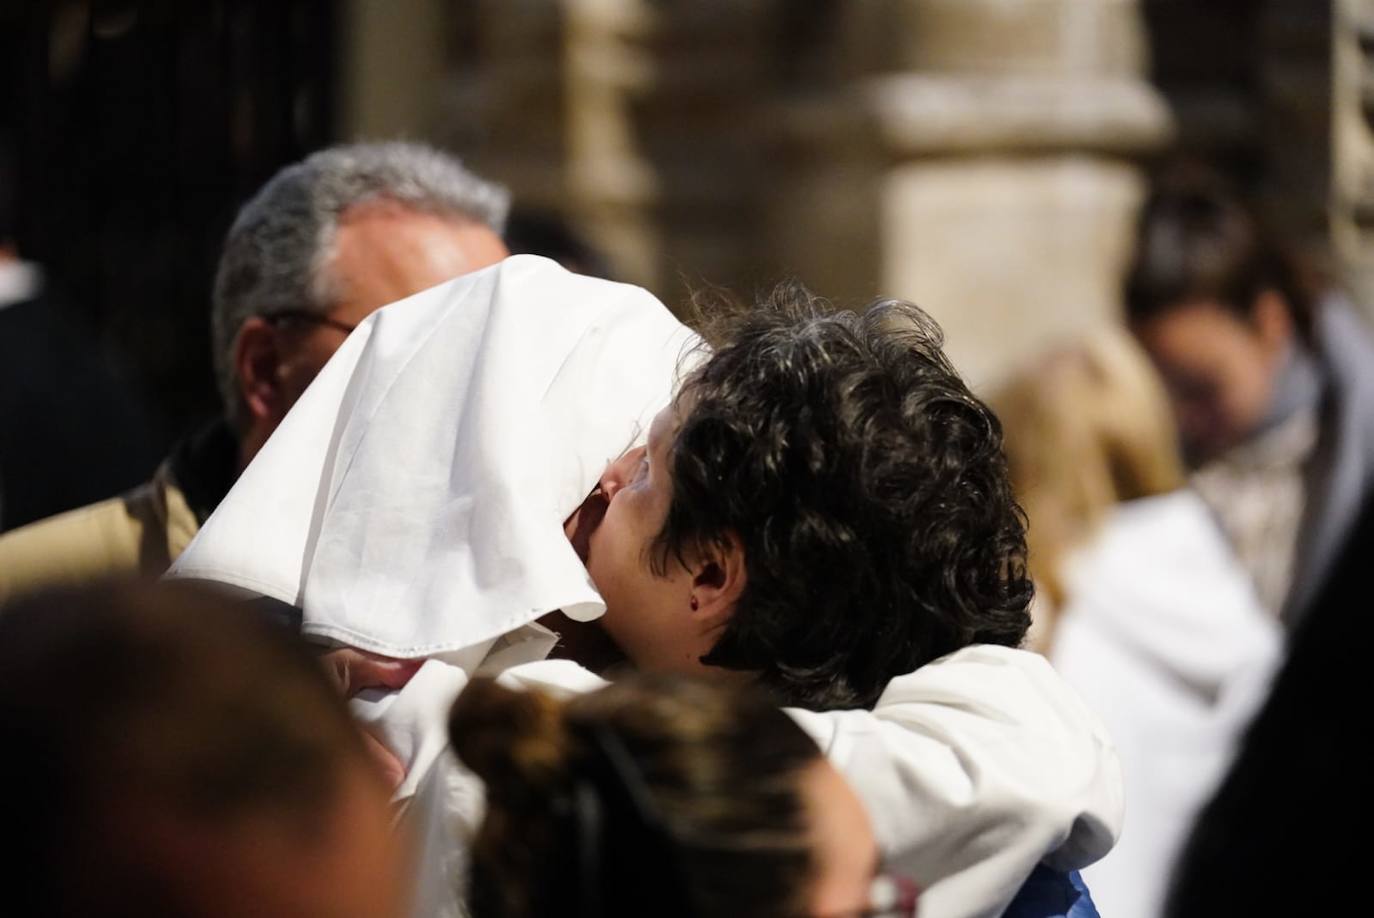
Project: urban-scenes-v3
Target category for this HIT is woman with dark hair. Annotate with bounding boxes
[1125,169,1374,622]
[449,673,916,918]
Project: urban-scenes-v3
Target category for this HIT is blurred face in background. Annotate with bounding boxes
[270,199,509,414]
[236,199,508,463]
[1132,290,1294,463]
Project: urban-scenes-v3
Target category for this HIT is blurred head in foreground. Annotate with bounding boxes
[450,673,915,918]
[0,581,410,918]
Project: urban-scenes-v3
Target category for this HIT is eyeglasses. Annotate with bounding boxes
[812,874,920,918]
[262,309,358,335]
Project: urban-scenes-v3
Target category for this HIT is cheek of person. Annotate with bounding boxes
[583,447,700,671]
[582,401,745,675]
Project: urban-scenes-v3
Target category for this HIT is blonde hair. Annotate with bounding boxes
[994,328,1185,645]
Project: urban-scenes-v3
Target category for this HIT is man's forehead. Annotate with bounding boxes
[327,204,507,319]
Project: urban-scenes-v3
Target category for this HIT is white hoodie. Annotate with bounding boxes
[1051,490,1281,918]
[381,643,1123,918]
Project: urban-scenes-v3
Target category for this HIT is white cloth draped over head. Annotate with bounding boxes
[168,255,697,657]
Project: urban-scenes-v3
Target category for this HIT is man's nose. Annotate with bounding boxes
[599,445,646,502]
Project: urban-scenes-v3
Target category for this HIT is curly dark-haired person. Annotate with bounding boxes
[581,285,1032,708]
[547,283,1115,916]
[168,259,1118,918]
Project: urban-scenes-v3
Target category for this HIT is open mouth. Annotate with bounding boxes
[564,486,609,566]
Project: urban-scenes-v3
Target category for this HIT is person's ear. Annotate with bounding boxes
[1251,289,1294,359]
[233,316,287,428]
[688,531,747,630]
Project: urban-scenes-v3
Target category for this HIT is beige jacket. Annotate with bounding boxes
[0,459,199,604]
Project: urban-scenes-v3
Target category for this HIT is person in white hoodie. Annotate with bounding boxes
[170,258,1121,918]
[995,329,1281,918]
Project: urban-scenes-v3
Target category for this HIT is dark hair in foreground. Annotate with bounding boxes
[655,284,1032,710]
[0,581,373,917]
[451,674,821,918]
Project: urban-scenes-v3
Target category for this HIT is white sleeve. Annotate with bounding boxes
[378,658,614,918]
[494,658,613,696]
[787,645,1123,918]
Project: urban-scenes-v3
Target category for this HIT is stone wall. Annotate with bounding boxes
[1334,0,1374,314]
[347,0,1361,385]
[769,0,1171,388]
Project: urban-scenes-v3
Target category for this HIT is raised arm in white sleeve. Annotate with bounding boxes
[394,645,1121,918]
[786,645,1123,918]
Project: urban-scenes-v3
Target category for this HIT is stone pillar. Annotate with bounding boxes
[1256,0,1333,256]
[1144,0,1333,279]
[340,0,448,140]
[561,0,779,295]
[1333,0,1374,316]
[770,0,1171,391]
[447,0,573,215]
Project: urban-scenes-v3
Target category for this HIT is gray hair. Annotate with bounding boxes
[211,141,510,420]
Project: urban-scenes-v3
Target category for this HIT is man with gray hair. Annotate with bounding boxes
[0,142,510,602]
